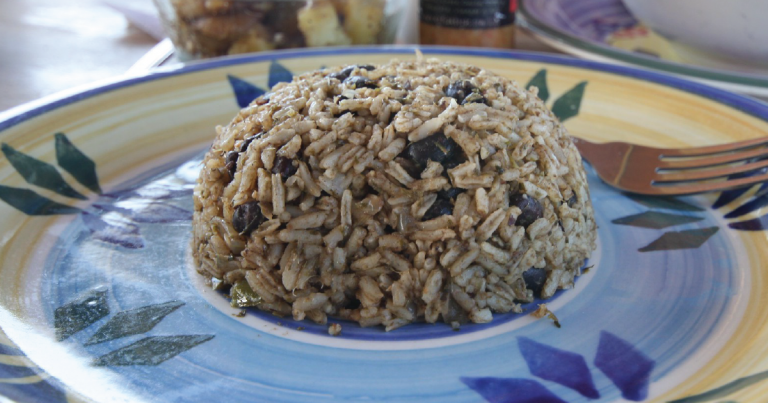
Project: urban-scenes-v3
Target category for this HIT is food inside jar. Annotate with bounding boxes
[166,0,388,58]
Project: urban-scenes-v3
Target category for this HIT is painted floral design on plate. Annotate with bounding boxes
[0,53,766,403]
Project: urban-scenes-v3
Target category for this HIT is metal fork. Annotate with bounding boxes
[572,136,768,195]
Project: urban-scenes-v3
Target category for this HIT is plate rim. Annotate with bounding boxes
[1,45,768,403]
[518,0,768,93]
[3,45,768,136]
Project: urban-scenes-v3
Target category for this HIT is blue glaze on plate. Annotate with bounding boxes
[518,337,599,398]
[595,331,655,401]
[37,155,746,402]
[1,47,766,402]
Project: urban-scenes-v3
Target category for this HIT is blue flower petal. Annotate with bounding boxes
[712,185,756,209]
[594,331,654,401]
[268,60,293,88]
[227,74,265,108]
[518,337,599,398]
[460,377,567,403]
[728,213,768,231]
[712,164,768,209]
[724,189,768,219]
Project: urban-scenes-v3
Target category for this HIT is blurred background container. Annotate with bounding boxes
[419,0,517,48]
[622,0,768,69]
[153,0,410,60]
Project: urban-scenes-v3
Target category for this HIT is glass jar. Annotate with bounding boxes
[419,0,516,48]
[153,0,410,60]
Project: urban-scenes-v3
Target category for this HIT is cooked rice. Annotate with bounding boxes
[192,59,597,331]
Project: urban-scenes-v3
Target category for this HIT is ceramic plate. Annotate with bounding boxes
[518,0,768,98]
[1,47,768,403]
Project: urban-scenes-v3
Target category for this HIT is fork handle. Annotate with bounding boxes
[571,137,599,162]
[571,137,634,185]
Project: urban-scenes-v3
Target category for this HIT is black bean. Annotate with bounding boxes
[404,132,459,170]
[387,109,397,125]
[441,293,469,325]
[272,156,298,179]
[232,201,266,235]
[522,267,547,298]
[334,110,359,118]
[461,92,487,105]
[442,152,467,171]
[438,187,464,201]
[343,75,377,89]
[344,298,361,310]
[422,197,453,221]
[445,80,476,104]
[239,132,264,152]
[225,151,239,178]
[394,157,422,179]
[329,64,376,81]
[509,192,543,228]
[567,194,578,207]
[337,110,360,118]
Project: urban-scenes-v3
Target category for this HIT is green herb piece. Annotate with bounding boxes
[211,277,225,291]
[548,312,561,328]
[229,279,263,308]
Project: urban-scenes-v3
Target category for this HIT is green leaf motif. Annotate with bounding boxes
[612,211,703,229]
[628,194,704,212]
[55,133,101,194]
[94,335,214,366]
[1,143,86,200]
[0,185,81,215]
[268,60,293,89]
[668,369,768,403]
[54,290,109,341]
[525,69,550,102]
[552,81,587,122]
[638,227,719,252]
[85,301,185,346]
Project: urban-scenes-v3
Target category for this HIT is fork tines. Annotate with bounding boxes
[652,137,768,194]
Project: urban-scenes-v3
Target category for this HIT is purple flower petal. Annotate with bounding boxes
[81,212,144,249]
